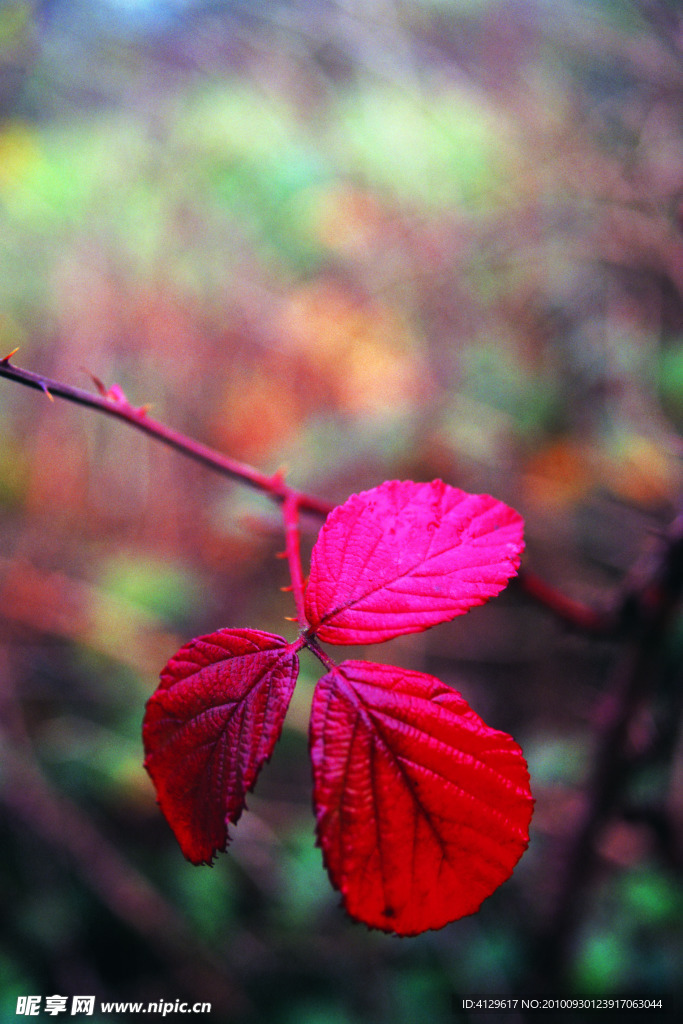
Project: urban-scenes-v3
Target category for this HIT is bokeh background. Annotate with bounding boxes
[1,1,683,1021]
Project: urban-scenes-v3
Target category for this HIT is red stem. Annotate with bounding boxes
[0,357,333,518]
[282,493,308,628]
[304,635,338,673]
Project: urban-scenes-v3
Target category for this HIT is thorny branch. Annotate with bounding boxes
[0,355,603,630]
[0,355,333,518]
[2,355,681,656]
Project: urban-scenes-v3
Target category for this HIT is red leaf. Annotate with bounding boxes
[310,660,533,935]
[143,628,299,865]
[305,479,524,644]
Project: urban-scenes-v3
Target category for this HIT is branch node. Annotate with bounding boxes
[85,375,149,417]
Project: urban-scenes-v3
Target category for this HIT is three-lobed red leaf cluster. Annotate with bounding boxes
[143,480,534,935]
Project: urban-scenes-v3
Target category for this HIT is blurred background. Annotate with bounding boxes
[1,0,683,1020]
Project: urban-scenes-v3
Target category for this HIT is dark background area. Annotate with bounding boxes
[1,1,682,1021]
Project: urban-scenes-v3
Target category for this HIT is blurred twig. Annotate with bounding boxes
[516,568,617,635]
[536,511,683,984]
[0,739,249,1014]
[0,634,249,1015]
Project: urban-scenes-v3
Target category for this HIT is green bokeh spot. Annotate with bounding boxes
[619,868,683,927]
[574,929,630,993]
[98,554,204,625]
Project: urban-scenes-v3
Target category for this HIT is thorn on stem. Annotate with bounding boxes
[86,370,108,397]
[40,382,54,402]
[1,347,20,365]
[85,373,150,417]
[284,616,298,622]
[280,585,294,592]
